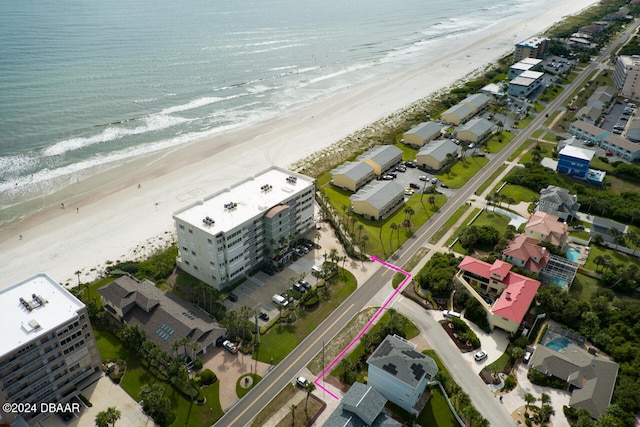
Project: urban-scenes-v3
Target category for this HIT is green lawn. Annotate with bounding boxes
[417,386,461,427]
[471,209,512,235]
[590,157,616,173]
[255,270,357,364]
[498,184,539,204]
[475,164,507,197]
[430,205,473,244]
[584,245,637,272]
[569,230,590,241]
[518,141,555,164]
[438,156,490,189]
[482,131,515,154]
[394,142,419,162]
[94,329,124,360]
[569,273,602,302]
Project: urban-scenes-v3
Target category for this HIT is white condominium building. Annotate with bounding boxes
[173,166,315,290]
[613,55,640,100]
[0,274,101,426]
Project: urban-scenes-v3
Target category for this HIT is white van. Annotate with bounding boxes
[442,310,461,319]
[272,294,288,307]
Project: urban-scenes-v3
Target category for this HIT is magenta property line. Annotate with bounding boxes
[313,256,412,400]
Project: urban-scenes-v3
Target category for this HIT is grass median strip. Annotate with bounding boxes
[429,204,471,244]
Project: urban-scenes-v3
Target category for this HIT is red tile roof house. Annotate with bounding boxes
[502,234,550,274]
[524,211,569,253]
[455,256,541,333]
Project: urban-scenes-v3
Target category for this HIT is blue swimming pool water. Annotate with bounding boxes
[566,247,580,262]
[546,337,571,352]
[550,277,568,288]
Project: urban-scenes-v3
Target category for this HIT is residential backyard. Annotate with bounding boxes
[438,156,490,189]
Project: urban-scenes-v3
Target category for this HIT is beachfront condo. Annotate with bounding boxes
[173,166,315,290]
[0,274,102,426]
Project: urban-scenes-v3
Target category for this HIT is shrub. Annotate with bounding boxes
[304,295,320,307]
[527,368,566,389]
[199,369,217,385]
[503,374,517,392]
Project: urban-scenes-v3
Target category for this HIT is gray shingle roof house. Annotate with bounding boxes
[590,217,627,243]
[530,344,618,418]
[462,93,490,111]
[441,103,475,125]
[331,161,376,192]
[98,275,226,355]
[403,121,444,146]
[367,334,438,415]
[350,181,404,221]
[576,105,602,124]
[586,86,614,111]
[356,145,403,176]
[322,382,401,427]
[537,185,581,222]
[416,139,459,170]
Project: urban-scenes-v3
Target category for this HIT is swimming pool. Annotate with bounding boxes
[546,337,572,352]
[566,247,580,262]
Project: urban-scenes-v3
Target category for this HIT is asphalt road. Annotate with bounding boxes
[216,21,640,427]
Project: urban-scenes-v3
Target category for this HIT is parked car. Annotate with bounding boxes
[419,175,428,181]
[409,182,420,189]
[442,310,461,319]
[223,340,238,354]
[523,351,532,364]
[263,268,275,276]
[606,151,613,156]
[296,376,310,388]
[405,161,417,168]
[440,183,448,188]
[293,282,306,293]
[382,174,394,180]
[404,188,414,196]
[474,350,488,361]
[259,312,269,321]
[395,165,406,172]
[227,292,238,302]
[303,241,314,250]
[573,225,586,230]
[431,178,437,184]
[298,279,312,290]
[388,171,397,178]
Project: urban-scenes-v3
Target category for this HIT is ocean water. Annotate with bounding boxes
[1,0,547,221]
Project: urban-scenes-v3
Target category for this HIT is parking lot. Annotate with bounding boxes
[600,100,635,134]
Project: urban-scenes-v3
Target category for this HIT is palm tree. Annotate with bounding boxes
[404,206,415,229]
[389,223,399,250]
[524,392,536,414]
[626,230,639,255]
[361,235,369,257]
[95,411,110,427]
[304,382,316,416]
[593,255,604,272]
[75,270,82,287]
[601,254,613,273]
[357,224,364,242]
[290,404,297,426]
[106,407,121,427]
[540,393,551,406]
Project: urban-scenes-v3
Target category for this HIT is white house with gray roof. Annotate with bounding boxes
[416,139,459,170]
[403,121,444,146]
[356,145,403,176]
[331,161,375,192]
[456,118,494,143]
[350,181,404,221]
[367,334,438,415]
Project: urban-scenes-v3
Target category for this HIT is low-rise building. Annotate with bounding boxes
[502,234,550,274]
[415,139,459,170]
[455,257,541,333]
[461,93,490,112]
[98,276,226,355]
[590,217,627,243]
[322,382,400,427]
[356,145,403,176]
[568,120,609,145]
[440,103,475,125]
[625,117,640,142]
[367,334,438,415]
[537,185,580,222]
[586,86,615,111]
[524,211,569,252]
[508,58,543,79]
[600,134,640,161]
[403,121,444,147]
[514,36,550,61]
[456,118,494,143]
[575,105,602,125]
[508,70,545,98]
[350,180,404,221]
[0,274,102,426]
[331,161,375,192]
[557,145,595,180]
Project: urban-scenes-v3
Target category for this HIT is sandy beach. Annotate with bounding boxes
[0,0,599,288]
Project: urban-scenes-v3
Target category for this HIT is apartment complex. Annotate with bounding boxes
[173,167,315,290]
[0,274,101,425]
[613,55,640,100]
[514,36,550,61]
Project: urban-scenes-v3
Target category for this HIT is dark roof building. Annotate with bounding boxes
[98,276,226,355]
[537,185,581,222]
[322,382,400,427]
[367,334,438,415]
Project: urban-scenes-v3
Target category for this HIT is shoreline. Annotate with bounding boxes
[0,0,600,287]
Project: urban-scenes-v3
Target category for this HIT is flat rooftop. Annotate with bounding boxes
[173,166,314,234]
[0,273,85,358]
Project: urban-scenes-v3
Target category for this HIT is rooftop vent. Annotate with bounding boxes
[202,216,215,226]
[506,292,512,299]
[285,176,297,184]
[19,297,36,311]
[260,184,273,192]
[224,202,238,210]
